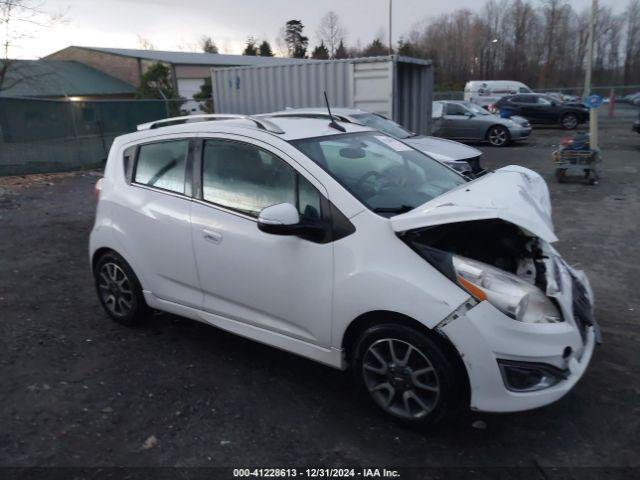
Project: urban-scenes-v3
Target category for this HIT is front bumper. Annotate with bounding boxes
[440,301,596,412]
[509,125,532,140]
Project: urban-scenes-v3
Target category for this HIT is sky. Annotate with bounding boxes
[12,0,630,59]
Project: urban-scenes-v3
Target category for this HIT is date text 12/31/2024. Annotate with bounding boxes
[233,468,401,478]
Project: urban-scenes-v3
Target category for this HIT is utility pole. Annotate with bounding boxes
[584,0,598,149]
[388,0,393,56]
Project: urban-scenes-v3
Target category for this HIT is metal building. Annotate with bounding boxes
[211,56,434,135]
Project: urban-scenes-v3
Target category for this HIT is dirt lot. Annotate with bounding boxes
[1,106,639,474]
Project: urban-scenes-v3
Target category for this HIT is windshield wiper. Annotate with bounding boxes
[373,205,415,214]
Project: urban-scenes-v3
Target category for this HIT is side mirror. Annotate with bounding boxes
[257,203,326,241]
[465,112,474,118]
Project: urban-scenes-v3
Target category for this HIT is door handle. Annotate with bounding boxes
[202,229,223,244]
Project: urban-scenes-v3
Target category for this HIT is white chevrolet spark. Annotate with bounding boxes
[90,114,599,427]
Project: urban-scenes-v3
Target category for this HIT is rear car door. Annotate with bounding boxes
[119,137,201,307]
[189,135,334,347]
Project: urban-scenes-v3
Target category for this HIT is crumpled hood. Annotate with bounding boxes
[405,136,482,162]
[391,165,557,242]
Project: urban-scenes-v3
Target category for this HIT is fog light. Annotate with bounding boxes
[497,360,568,392]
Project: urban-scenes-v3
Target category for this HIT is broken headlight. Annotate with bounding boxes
[452,255,562,324]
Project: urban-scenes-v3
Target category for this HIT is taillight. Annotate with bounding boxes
[94,178,103,200]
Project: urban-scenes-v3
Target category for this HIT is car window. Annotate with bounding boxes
[134,140,189,194]
[292,132,465,216]
[513,95,535,104]
[518,87,531,93]
[202,140,321,220]
[445,103,468,116]
[432,102,444,118]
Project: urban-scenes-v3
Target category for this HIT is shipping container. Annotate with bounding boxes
[211,56,434,135]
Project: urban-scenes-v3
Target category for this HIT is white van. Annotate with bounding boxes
[464,81,533,107]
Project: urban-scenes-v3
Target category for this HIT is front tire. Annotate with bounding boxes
[352,324,462,427]
[561,113,579,129]
[487,125,510,146]
[94,251,150,326]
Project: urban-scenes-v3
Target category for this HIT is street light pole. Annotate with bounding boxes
[388,0,393,56]
[584,0,598,149]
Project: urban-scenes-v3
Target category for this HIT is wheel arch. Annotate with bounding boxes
[341,310,471,407]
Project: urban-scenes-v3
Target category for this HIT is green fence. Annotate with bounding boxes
[0,97,180,176]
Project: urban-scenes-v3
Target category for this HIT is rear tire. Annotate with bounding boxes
[487,125,510,146]
[94,251,150,326]
[352,323,463,428]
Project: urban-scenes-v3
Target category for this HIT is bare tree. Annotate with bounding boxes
[624,0,640,84]
[1,0,65,93]
[137,35,155,51]
[317,11,345,58]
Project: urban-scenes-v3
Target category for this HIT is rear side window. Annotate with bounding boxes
[134,140,189,194]
[202,139,321,220]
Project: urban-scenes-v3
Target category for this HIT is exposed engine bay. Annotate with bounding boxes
[401,219,548,291]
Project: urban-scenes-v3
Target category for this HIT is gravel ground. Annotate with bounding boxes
[1,106,639,473]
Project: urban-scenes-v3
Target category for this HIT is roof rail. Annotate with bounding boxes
[136,114,285,134]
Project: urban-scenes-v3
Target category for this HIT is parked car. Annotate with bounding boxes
[493,94,589,129]
[619,92,640,104]
[464,80,533,108]
[432,100,532,147]
[262,108,484,176]
[633,112,640,134]
[545,92,582,104]
[90,113,598,427]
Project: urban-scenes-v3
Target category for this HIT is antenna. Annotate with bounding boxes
[324,91,346,132]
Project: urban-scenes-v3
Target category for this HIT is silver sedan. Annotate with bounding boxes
[433,101,532,147]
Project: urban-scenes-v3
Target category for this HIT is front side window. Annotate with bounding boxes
[134,140,189,194]
[202,140,321,220]
[292,132,466,216]
[445,103,468,116]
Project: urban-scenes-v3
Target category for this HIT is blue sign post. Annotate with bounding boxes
[584,94,603,109]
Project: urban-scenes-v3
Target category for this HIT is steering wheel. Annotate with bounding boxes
[355,171,383,191]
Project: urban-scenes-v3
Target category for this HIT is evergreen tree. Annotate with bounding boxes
[243,36,258,56]
[311,41,330,59]
[193,77,213,113]
[201,36,219,54]
[258,40,274,57]
[284,20,309,58]
[334,39,348,59]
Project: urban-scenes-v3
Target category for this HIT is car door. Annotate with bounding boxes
[515,95,544,123]
[122,137,201,308]
[189,135,334,347]
[534,96,557,124]
[442,103,473,139]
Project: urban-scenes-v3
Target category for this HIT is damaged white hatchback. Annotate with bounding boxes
[90,115,599,427]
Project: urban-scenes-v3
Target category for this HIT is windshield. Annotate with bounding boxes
[291,132,466,216]
[350,113,413,139]
[464,102,491,115]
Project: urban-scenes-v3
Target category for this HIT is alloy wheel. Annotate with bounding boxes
[98,262,134,316]
[362,338,440,419]
[562,114,578,129]
[488,127,508,146]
